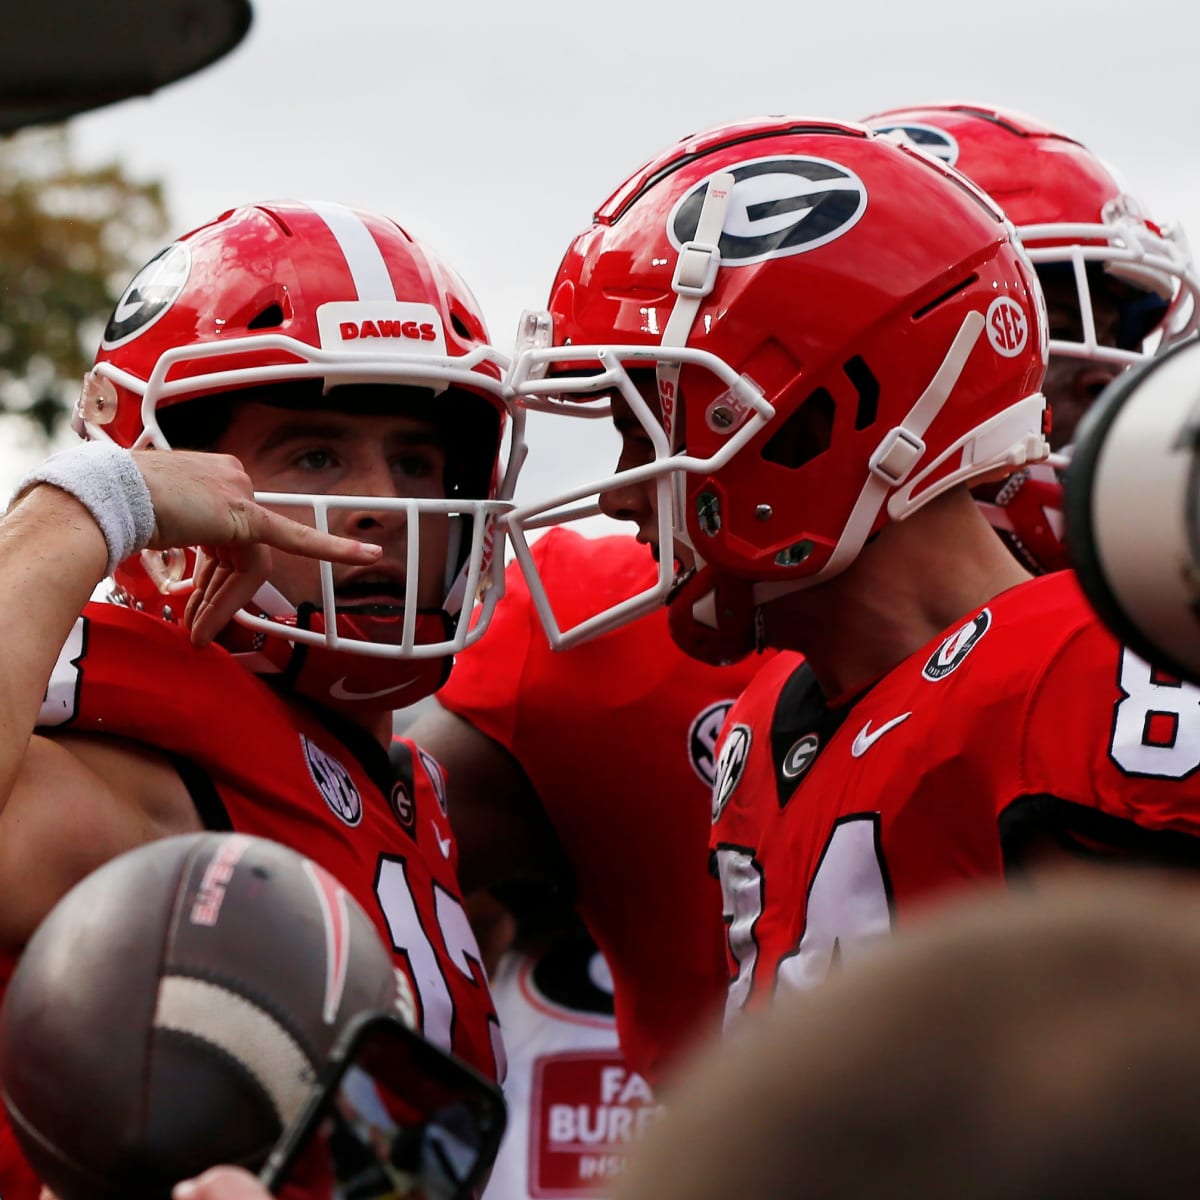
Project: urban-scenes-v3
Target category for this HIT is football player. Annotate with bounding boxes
[863,103,1198,574]
[407,528,762,1090]
[403,105,1200,1102]
[0,202,519,1200]
[504,116,1200,1030]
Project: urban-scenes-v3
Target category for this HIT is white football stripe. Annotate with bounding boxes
[307,201,397,301]
[154,975,315,1125]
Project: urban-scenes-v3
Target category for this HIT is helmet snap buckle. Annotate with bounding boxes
[869,427,925,486]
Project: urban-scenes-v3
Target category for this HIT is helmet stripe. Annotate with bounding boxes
[307,200,397,301]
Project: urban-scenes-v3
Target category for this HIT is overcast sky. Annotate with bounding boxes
[18,0,1199,530]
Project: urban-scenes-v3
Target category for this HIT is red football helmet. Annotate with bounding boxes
[863,103,1199,573]
[77,201,522,708]
[507,117,1048,661]
[863,103,1197,367]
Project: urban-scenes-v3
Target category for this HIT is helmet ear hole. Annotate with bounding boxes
[846,356,880,430]
[246,303,285,330]
[450,310,476,340]
[762,387,835,470]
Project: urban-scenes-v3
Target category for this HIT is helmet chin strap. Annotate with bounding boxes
[220,581,452,712]
[650,172,736,657]
[656,172,735,553]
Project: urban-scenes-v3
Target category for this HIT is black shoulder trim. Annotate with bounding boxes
[1000,793,1200,873]
[770,662,854,808]
[169,752,233,831]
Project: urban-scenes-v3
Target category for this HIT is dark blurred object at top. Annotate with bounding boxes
[0,0,251,133]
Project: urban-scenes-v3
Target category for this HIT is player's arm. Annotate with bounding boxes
[404,702,572,895]
[0,449,379,946]
[0,730,201,949]
[1004,626,1200,879]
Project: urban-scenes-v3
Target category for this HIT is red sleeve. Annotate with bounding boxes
[1009,608,1200,857]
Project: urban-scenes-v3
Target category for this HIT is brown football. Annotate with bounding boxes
[0,832,398,1200]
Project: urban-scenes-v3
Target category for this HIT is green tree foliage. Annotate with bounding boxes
[0,127,169,440]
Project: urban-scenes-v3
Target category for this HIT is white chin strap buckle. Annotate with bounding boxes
[868,427,925,486]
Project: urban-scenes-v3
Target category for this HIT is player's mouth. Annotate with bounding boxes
[334,576,409,617]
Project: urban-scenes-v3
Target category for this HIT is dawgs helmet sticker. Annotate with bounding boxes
[668,156,868,267]
[102,243,191,348]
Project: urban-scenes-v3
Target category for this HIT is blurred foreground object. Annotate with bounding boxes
[1067,337,1200,682]
[0,833,401,1200]
[0,0,251,132]
[615,874,1200,1200]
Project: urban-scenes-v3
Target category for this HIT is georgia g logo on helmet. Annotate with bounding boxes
[102,243,192,348]
[867,122,960,166]
[668,156,868,267]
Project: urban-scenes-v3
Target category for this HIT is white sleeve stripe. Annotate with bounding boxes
[307,201,397,301]
[154,975,315,1126]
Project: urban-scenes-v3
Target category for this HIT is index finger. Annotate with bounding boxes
[244,505,382,564]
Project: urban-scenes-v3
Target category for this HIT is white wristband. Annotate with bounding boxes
[10,441,156,575]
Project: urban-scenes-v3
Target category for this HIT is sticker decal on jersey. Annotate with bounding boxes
[668,156,868,267]
[301,735,363,826]
[688,699,736,788]
[781,732,820,780]
[101,243,191,348]
[712,724,752,824]
[922,609,992,681]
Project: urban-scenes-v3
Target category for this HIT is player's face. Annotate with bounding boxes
[214,402,452,614]
[1039,270,1130,450]
[597,375,665,553]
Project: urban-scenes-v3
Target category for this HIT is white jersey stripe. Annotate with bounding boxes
[307,200,397,301]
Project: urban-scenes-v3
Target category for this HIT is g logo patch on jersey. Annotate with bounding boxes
[923,609,992,681]
[781,732,820,780]
[389,779,415,832]
[688,699,736,788]
[102,243,191,348]
[712,724,752,825]
[669,156,868,267]
[301,735,363,826]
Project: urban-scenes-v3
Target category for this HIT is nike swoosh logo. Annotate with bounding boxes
[432,821,452,859]
[329,676,416,702]
[850,713,912,758]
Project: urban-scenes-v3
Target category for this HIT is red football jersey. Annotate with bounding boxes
[0,603,502,1200]
[711,570,1200,1027]
[437,529,771,1083]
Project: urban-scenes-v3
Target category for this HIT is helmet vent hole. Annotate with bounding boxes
[912,275,978,321]
[762,387,835,470]
[450,311,473,340]
[845,356,879,430]
[246,304,285,330]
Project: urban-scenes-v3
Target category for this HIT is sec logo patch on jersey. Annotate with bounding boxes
[300,735,362,826]
[689,700,736,788]
[712,724,752,824]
